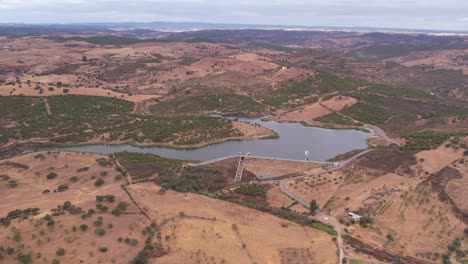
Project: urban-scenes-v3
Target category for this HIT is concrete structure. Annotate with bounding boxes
[348,212,362,221]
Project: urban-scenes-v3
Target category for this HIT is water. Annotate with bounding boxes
[52,117,371,162]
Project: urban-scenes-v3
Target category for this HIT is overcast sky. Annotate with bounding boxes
[0,0,467,30]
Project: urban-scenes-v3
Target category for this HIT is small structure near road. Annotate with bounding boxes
[348,212,362,221]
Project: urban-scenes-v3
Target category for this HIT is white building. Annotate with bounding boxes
[348,212,362,221]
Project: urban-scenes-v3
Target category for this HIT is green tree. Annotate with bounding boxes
[56,248,65,256]
[310,200,319,214]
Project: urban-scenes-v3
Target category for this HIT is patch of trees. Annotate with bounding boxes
[340,102,392,125]
[96,194,115,203]
[118,237,139,246]
[443,237,465,264]
[0,208,40,226]
[401,131,468,150]
[96,158,112,167]
[150,94,266,116]
[234,184,266,196]
[51,201,83,216]
[314,112,360,126]
[130,224,166,264]
[1,95,242,147]
[155,166,226,193]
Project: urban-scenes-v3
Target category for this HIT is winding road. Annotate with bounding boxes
[276,149,373,264]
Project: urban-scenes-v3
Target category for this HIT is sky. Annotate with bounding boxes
[0,0,467,31]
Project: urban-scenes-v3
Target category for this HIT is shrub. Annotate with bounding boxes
[57,184,68,192]
[234,184,266,196]
[17,253,32,264]
[80,224,88,231]
[95,179,104,187]
[310,200,319,213]
[96,203,108,212]
[98,247,108,253]
[76,167,89,173]
[46,172,58,180]
[96,158,112,167]
[360,216,374,225]
[130,239,138,246]
[69,176,78,183]
[105,195,116,203]
[116,202,129,211]
[93,217,103,227]
[111,208,122,216]
[95,229,106,236]
[56,248,65,256]
[130,251,147,264]
[8,180,17,188]
[0,175,9,181]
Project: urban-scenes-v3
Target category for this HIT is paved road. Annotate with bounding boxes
[368,125,400,146]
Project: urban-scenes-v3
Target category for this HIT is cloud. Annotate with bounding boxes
[0,0,467,30]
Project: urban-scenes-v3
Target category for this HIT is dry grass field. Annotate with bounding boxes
[127,183,338,264]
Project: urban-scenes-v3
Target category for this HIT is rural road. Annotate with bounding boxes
[368,125,400,146]
[277,149,372,264]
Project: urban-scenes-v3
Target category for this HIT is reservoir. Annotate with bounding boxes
[52,117,371,162]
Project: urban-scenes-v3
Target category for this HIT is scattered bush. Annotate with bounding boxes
[57,184,68,192]
[95,229,106,236]
[96,203,108,212]
[69,176,78,183]
[46,172,58,180]
[76,167,89,173]
[56,248,65,256]
[98,247,108,253]
[17,253,32,264]
[234,184,266,196]
[95,179,104,187]
[8,180,17,188]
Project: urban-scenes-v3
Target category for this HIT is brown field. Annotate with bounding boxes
[244,158,328,178]
[414,140,466,174]
[127,183,338,264]
[388,49,468,75]
[445,158,468,213]
[0,84,158,103]
[321,96,358,112]
[266,184,311,214]
[284,171,345,209]
[0,151,341,263]
[274,102,331,123]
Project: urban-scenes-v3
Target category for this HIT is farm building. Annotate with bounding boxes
[348,212,362,221]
